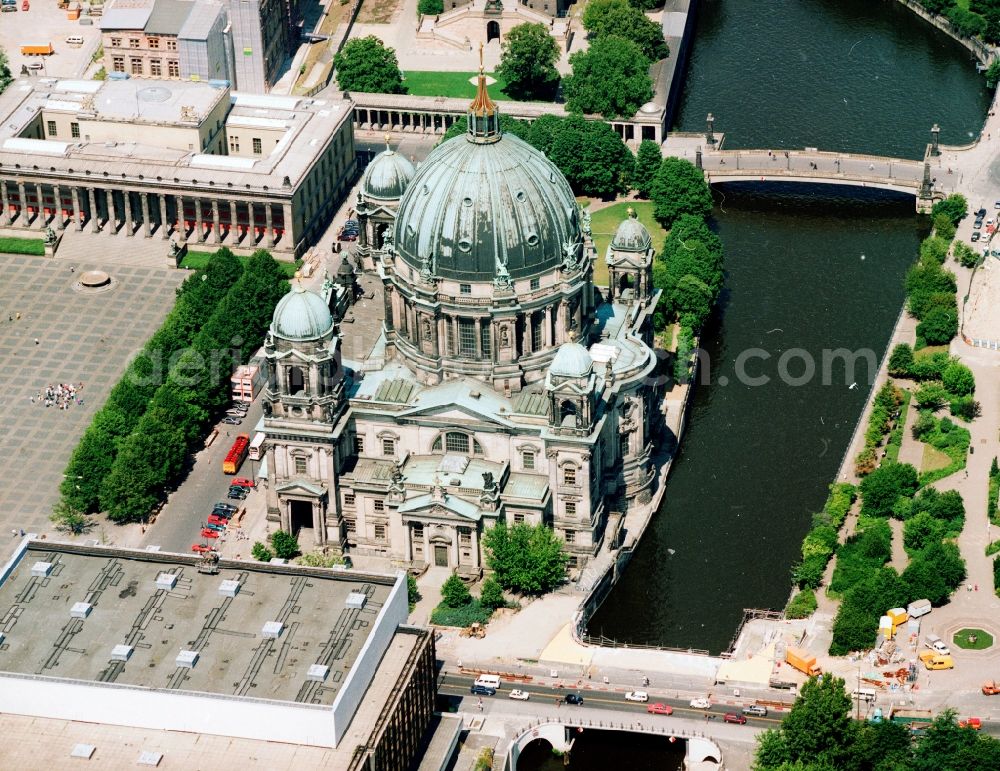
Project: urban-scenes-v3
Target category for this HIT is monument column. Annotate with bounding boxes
[123,191,134,236]
[53,185,64,229]
[265,203,274,248]
[194,198,204,243]
[34,184,45,228]
[1,182,11,226]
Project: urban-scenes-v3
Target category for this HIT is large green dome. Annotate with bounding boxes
[392,129,581,282]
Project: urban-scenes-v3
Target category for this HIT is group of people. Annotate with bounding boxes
[31,382,84,410]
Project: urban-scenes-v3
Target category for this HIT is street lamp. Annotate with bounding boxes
[706,113,716,146]
[931,124,941,157]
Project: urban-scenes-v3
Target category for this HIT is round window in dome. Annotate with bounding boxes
[515,190,527,203]
[526,233,540,247]
[462,197,473,207]
[458,238,472,252]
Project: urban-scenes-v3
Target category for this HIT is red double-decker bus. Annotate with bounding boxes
[223,434,250,475]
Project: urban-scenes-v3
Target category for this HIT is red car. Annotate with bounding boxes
[723,713,747,725]
[231,477,255,489]
[959,717,982,731]
[207,515,228,527]
[200,528,220,539]
[191,543,214,554]
[21,0,28,9]
[647,703,673,715]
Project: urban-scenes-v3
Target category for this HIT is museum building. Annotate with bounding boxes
[260,72,665,574]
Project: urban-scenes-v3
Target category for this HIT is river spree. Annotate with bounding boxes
[590,0,989,654]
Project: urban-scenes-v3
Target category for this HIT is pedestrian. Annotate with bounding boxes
[34,338,39,345]
[15,312,20,320]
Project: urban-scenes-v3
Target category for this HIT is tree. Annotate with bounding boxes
[633,140,662,198]
[903,541,966,604]
[525,113,565,155]
[333,36,405,94]
[547,115,634,199]
[270,529,301,559]
[920,235,951,265]
[954,241,981,268]
[917,305,958,345]
[942,362,975,396]
[482,522,568,594]
[0,48,11,95]
[564,36,652,119]
[417,0,443,14]
[911,709,1000,771]
[496,23,560,101]
[950,395,982,420]
[903,511,947,553]
[407,574,421,610]
[479,576,507,610]
[441,573,472,607]
[251,541,274,561]
[582,0,669,61]
[914,381,950,410]
[858,462,918,517]
[649,157,713,228]
[671,274,714,330]
[50,501,93,535]
[888,343,915,377]
[931,194,967,226]
[912,409,937,440]
[933,212,957,241]
[752,675,856,769]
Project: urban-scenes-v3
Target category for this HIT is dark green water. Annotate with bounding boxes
[516,731,685,771]
[587,0,990,656]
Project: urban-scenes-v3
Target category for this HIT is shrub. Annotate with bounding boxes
[888,343,915,377]
[858,463,918,518]
[914,382,949,410]
[441,573,472,608]
[430,599,493,627]
[985,539,1000,557]
[919,235,950,265]
[941,362,975,396]
[479,577,507,610]
[417,0,443,14]
[829,519,892,595]
[916,306,958,346]
[910,350,951,381]
[269,530,300,559]
[932,213,956,241]
[954,241,981,268]
[251,542,273,562]
[950,396,982,421]
[785,589,818,619]
[912,410,936,440]
[407,574,421,610]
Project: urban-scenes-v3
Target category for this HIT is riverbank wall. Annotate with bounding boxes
[893,0,996,64]
[661,0,701,131]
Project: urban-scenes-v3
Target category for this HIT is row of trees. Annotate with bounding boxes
[59,249,288,524]
[889,344,980,419]
[754,675,1000,770]
[919,0,995,42]
[905,196,964,347]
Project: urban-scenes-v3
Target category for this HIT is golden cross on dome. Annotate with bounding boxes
[384,132,392,150]
[479,41,485,75]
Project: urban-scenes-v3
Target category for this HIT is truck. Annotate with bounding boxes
[889,707,933,734]
[982,680,1000,695]
[918,650,954,670]
[20,43,53,56]
[785,647,822,677]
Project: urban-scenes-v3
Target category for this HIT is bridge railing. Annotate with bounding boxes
[516,714,714,739]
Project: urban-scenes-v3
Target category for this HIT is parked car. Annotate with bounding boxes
[191,543,214,554]
[21,0,29,10]
[564,693,584,705]
[200,528,220,539]
[723,713,747,725]
[742,704,768,717]
[647,703,673,715]
[971,232,981,242]
[976,207,987,218]
[207,515,228,526]
[338,230,358,242]
[470,684,496,696]
[27,61,43,70]
[222,417,242,425]
[214,502,237,513]
[226,408,248,417]
[625,691,648,703]
[231,477,256,489]
[204,522,226,532]
[959,717,982,730]
[689,698,711,709]
[508,689,530,701]
[994,200,1000,209]
[228,487,248,500]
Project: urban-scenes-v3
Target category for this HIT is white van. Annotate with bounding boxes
[852,688,877,703]
[65,35,85,46]
[474,674,501,690]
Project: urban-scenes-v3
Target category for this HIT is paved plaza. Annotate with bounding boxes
[0,248,185,542]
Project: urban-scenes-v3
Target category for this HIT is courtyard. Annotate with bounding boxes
[0,248,184,541]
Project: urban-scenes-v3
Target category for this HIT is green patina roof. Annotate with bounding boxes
[373,378,416,403]
[511,387,548,416]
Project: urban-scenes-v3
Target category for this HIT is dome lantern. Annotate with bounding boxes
[468,43,500,144]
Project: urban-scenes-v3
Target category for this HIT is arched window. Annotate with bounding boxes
[288,365,305,395]
[560,400,577,426]
[433,432,484,456]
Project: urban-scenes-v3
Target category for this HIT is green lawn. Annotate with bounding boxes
[0,236,46,256]
[953,628,993,650]
[180,249,301,278]
[585,201,667,287]
[402,71,514,101]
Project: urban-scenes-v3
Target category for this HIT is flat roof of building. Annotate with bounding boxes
[0,542,395,707]
[92,78,227,124]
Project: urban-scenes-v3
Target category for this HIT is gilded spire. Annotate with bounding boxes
[384,132,392,151]
[469,42,497,117]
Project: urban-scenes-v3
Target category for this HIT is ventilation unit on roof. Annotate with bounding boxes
[269,558,287,565]
[70,602,92,619]
[218,579,240,597]
[450,477,461,486]
[345,592,367,609]
[155,573,177,590]
[262,621,284,639]
[175,650,199,668]
[31,561,53,577]
[111,644,133,662]
[137,751,163,766]
[306,664,329,682]
[70,744,96,760]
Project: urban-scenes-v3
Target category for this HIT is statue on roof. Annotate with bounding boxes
[493,259,513,291]
[560,239,579,272]
[580,208,592,238]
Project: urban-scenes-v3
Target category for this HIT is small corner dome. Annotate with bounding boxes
[550,341,593,378]
[361,145,416,201]
[271,283,334,341]
[640,102,661,114]
[611,212,652,252]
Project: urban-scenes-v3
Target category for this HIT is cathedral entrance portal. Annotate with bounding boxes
[434,544,449,567]
[486,21,500,43]
[289,499,314,535]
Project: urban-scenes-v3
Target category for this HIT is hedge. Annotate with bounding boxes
[430,599,493,627]
[785,589,818,619]
[790,483,857,590]
[0,236,45,256]
[884,390,912,464]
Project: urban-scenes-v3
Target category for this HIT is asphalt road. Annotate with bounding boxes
[437,673,781,728]
[141,397,264,554]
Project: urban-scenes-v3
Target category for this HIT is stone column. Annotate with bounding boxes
[471,526,480,569]
[106,189,116,235]
[229,200,238,243]
[87,187,99,233]
[265,203,274,248]
[282,202,293,248]
[159,194,168,239]
[123,191,134,236]
[474,317,482,357]
[522,314,532,355]
[211,199,220,244]
[1,182,10,226]
[34,184,45,228]
[194,198,204,243]
[450,316,458,356]
[556,301,567,344]
[16,182,26,225]
[437,315,446,357]
[175,195,184,237]
[544,306,553,347]
[53,185,64,229]
[71,188,82,231]
[140,192,151,237]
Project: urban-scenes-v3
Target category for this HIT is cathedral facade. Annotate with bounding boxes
[262,74,663,574]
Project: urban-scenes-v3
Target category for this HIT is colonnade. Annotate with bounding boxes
[0,180,294,250]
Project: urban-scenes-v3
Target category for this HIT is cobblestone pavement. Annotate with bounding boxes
[0,252,184,542]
